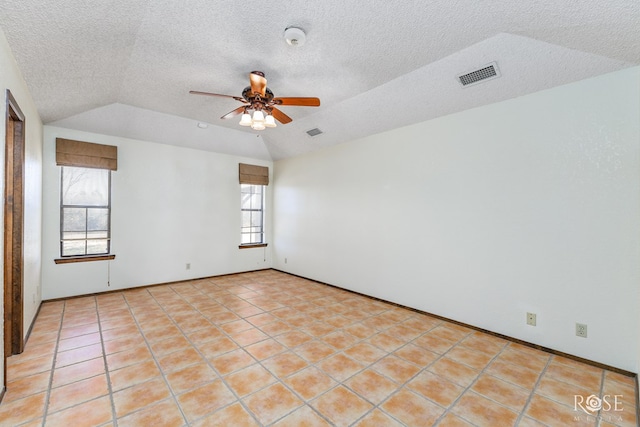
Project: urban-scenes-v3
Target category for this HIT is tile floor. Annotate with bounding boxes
[0,270,637,427]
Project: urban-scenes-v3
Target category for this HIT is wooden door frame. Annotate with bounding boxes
[3,89,25,389]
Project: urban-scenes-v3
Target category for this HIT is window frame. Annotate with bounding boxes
[58,166,113,260]
[239,183,267,248]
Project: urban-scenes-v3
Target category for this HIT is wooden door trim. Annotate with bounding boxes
[3,89,25,394]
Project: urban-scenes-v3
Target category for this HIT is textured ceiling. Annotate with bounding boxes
[0,0,638,160]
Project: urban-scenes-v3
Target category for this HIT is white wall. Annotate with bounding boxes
[0,26,43,388]
[42,127,272,299]
[273,67,640,372]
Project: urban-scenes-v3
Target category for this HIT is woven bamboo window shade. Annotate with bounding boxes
[239,163,269,185]
[56,138,118,170]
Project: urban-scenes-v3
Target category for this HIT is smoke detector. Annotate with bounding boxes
[284,27,306,47]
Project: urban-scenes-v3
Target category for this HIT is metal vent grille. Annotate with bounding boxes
[306,128,323,137]
[458,62,500,87]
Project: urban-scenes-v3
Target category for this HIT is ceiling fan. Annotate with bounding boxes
[190,71,320,130]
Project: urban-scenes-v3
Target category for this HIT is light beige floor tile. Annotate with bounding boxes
[47,374,109,413]
[117,398,185,427]
[311,385,373,426]
[407,370,464,407]
[45,395,112,427]
[244,383,304,425]
[381,388,444,426]
[284,366,337,401]
[0,270,635,427]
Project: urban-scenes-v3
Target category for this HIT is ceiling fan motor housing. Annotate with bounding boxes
[243,87,274,102]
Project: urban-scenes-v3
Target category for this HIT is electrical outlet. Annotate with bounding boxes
[576,323,588,338]
[526,312,536,326]
[186,263,191,270]
[284,258,287,264]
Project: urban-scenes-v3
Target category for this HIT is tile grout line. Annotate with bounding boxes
[433,339,549,426]
[513,352,553,426]
[355,322,601,426]
[198,276,336,426]
[206,276,378,426]
[242,278,339,426]
[186,278,288,424]
[269,293,472,425]
[236,277,338,427]
[342,319,449,426]
[349,321,514,426]
[302,302,406,422]
[40,303,117,423]
[144,280,265,426]
[242,286,336,425]
[252,285,417,425]
[519,356,612,420]
[39,299,66,427]
[596,369,606,427]
[120,287,192,426]
[414,331,505,427]
[95,296,121,427]
[596,369,608,427]
[278,307,456,425]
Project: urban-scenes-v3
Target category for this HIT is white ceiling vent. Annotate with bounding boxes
[457,62,500,87]
[306,128,323,137]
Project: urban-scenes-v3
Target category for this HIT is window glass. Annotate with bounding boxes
[62,167,109,205]
[60,166,111,256]
[240,184,264,244]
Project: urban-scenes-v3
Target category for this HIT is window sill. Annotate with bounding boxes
[55,254,116,264]
[238,243,268,249]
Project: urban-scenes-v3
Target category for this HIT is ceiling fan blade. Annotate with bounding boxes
[189,90,246,103]
[273,97,320,107]
[221,106,246,120]
[271,107,292,124]
[249,72,267,97]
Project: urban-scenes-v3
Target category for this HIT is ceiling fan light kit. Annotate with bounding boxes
[250,110,266,130]
[239,109,276,130]
[264,114,277,128]
[239,113,252,126]
[190,70,320,131]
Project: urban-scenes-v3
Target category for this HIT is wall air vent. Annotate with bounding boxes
[306,128,323,137]
[457,62,500,87]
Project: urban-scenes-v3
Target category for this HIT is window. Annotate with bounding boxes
[60,166,111,257]
[240,183,265,245]
[55,138,117,262]
[238,163,268,248]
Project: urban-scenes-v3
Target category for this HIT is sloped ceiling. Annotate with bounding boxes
[0,1,638,160]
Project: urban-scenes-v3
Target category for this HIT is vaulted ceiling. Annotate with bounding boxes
[0,1,638,160]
